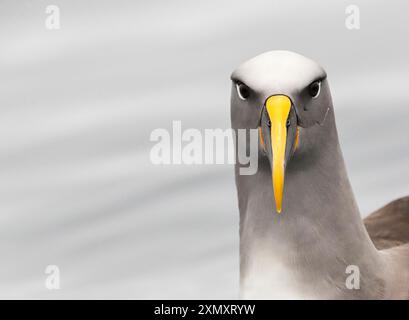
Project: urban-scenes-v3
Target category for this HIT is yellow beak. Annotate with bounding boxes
[265,95,292,213]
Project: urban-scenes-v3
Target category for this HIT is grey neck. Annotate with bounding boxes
[235,109,384,299]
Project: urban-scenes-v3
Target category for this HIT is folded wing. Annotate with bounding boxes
[364,196,409,250]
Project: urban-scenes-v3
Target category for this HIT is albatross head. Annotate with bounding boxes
[231,50,333,213]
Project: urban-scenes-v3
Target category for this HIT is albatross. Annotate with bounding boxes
[230,50,409,299]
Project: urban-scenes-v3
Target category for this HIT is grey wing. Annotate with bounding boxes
[364,196,409,250]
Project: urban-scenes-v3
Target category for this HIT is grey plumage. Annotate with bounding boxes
[231,50,409,299]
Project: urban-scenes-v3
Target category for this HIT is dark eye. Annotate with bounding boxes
[308,80,321,98]
[236,82,251,100]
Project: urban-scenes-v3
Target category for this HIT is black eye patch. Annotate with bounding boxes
[308,80,321,98]
[236,82,251,100]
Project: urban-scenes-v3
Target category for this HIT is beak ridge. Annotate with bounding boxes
[265,95,292,213]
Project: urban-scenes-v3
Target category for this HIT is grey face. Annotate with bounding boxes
[230,50,333,212]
